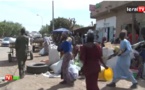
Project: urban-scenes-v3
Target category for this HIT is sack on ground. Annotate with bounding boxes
[50,60,63,74]
[48,44,60,66]
[39,48,45,55]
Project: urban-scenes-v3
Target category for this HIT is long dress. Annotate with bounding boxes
[80,43,102,90]
[60,40,74,84]
[112,39,137,83]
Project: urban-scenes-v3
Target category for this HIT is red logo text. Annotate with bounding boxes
[137,6,145,13]
[5,75,13,81]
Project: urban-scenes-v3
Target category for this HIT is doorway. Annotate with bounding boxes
[107,27,110,42]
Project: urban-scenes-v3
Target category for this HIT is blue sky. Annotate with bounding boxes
[0,0,102,32]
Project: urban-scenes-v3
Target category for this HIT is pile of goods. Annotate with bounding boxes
[33,37,44,43]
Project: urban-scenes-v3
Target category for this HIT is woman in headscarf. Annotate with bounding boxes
[40,36,51,63]
[101,37,106,47]
[79,31,108,90]
[59,31,75,86]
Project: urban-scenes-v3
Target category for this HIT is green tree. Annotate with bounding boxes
[49,17,76,32]
[73,24,84,29]
[39,24,49,36]
[0,20,23,37]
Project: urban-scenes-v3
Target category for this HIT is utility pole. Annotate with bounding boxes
[52,0,55,31]
[132,1,136,44]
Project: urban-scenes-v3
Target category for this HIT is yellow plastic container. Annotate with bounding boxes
[99,67,113,81]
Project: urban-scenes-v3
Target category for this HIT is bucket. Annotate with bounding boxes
[131,69,138,78]
[99,66,113,81]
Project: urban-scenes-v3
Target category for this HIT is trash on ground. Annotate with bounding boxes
[42,71,61,78]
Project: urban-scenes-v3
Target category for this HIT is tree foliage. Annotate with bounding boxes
[39,24,50,36]
[49,17,76,32]
[0,20,23,37]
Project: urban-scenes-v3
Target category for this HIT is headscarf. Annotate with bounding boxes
[67,37,72,42]
[61,31,69,40]
[102,37,107,42]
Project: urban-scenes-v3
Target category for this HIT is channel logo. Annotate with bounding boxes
[126,6,145,13]
[0,74,20,81]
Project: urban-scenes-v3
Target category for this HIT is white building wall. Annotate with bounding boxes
[95,16,116,42]
[96,16,116,29]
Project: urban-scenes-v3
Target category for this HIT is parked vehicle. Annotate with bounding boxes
[1,37,11,47]
[8,37,33,62]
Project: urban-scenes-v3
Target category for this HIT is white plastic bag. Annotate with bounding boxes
[69,60,74,64]
[106,56,118,69]
[102,47,114,63]
[9,38,16,43]
[50,60,63,74]
[39,48,45,55]
[130,49,139,59]
[68,64,79,80]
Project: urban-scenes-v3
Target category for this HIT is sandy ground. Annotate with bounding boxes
[0,46,145,90]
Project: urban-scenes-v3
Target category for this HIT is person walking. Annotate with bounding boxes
[128,32,139,44]
[59,32,75,86]
[75,33,81,44]
[141,27,145,40]
[101,37,106,47]
[79,32,108,90]
[107,32,138,89]
[15,28,29,79]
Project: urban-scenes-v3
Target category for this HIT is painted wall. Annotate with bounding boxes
[95,16,116,42]
[96,16,116,29]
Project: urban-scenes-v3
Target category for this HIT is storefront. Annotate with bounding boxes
[96,16,116,42]
[90,1,145,42]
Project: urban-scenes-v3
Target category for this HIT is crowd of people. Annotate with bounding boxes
[15,27,145,90]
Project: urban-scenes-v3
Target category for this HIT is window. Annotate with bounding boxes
[3,37,9,41]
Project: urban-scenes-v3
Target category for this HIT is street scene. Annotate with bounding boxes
[0,0,145,90]
[0,46,144,90]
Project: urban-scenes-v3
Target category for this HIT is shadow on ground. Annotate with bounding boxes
[101,79,145,90]
[138,79,145,88]
[0,81,15,88]
[101,86,132,90]
[46,84,73,90]
[0,60,17,67]
[24,71,37,76]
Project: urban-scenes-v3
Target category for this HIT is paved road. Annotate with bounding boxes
[0,47,10,60]
[0,47,14,77]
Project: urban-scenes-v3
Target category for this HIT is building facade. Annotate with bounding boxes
[90,1,145,42]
